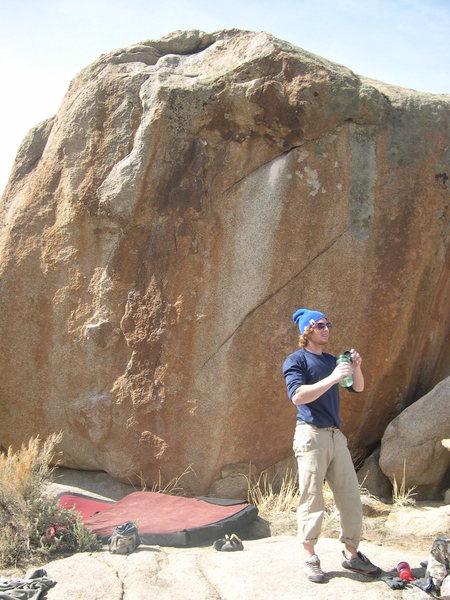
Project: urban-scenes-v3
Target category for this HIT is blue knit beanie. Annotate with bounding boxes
[293,308,327,335]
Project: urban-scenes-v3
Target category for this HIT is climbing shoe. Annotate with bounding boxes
[213,533,244,552]
[341,550,382,575]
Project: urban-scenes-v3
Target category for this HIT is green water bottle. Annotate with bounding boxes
[336,351,353,388]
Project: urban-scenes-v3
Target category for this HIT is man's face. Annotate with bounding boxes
[308,317,331,346]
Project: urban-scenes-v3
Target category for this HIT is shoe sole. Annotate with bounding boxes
[342,564,381,576]
[305,569,326,583]
[307,576,326,583]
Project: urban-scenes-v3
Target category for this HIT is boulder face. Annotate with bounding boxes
[379,377,450,499]
[0,29,448,494]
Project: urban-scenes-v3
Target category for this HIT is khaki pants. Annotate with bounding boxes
[293,422,362,548]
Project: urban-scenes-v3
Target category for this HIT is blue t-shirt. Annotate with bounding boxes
[282,348,344,428]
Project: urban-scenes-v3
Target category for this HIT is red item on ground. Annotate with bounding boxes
[397,561,415,581]
[57,491,258,546]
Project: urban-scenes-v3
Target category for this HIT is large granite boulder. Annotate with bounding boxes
[379,377,450,499]
[0,29,448,494]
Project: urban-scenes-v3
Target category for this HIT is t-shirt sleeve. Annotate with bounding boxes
[282,353,307,401]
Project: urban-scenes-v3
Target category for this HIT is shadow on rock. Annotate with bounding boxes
[240,516,272,540]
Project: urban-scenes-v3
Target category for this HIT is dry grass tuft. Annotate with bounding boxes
[247,469,299,517]
[246,469,299,535]
[392,462,417,507]
[245,468,432,552]
[137,464,195,496]
[0,434,100,568]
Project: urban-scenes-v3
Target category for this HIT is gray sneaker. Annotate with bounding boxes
[304,554,325,583]
[341,550,382,575]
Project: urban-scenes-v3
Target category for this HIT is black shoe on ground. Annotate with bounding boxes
[341,550,382,576]
[213,533,244,552]
[221,533,244,551]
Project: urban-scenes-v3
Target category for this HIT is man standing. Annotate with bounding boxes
[282,307,381,584]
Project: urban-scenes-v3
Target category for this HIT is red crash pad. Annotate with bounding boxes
[58,490,258,547]
[59,493,114,520]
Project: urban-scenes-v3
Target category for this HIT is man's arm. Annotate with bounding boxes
[350,348,364,392]
[292,362,354,405]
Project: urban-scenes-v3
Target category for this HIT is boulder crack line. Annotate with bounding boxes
[201,228,347,369]
[196,556,224,599]
[221,142,304,197]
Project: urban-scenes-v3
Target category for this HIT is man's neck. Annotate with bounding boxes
[305,341,324,355]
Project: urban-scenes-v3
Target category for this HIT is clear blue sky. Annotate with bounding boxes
[1,0,449,194]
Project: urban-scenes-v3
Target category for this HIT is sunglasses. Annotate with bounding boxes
[314,321,332,330]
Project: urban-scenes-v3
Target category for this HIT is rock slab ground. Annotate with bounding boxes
[35,468,447,599]
[43,536,430,600]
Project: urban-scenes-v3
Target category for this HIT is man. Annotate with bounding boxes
[282,307,381,584]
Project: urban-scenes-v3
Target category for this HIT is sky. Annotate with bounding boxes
[1,0,449,194]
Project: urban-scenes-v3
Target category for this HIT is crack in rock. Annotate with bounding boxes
[96,555,125,599]
[201,228,347,369]
[196,555,224,599]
